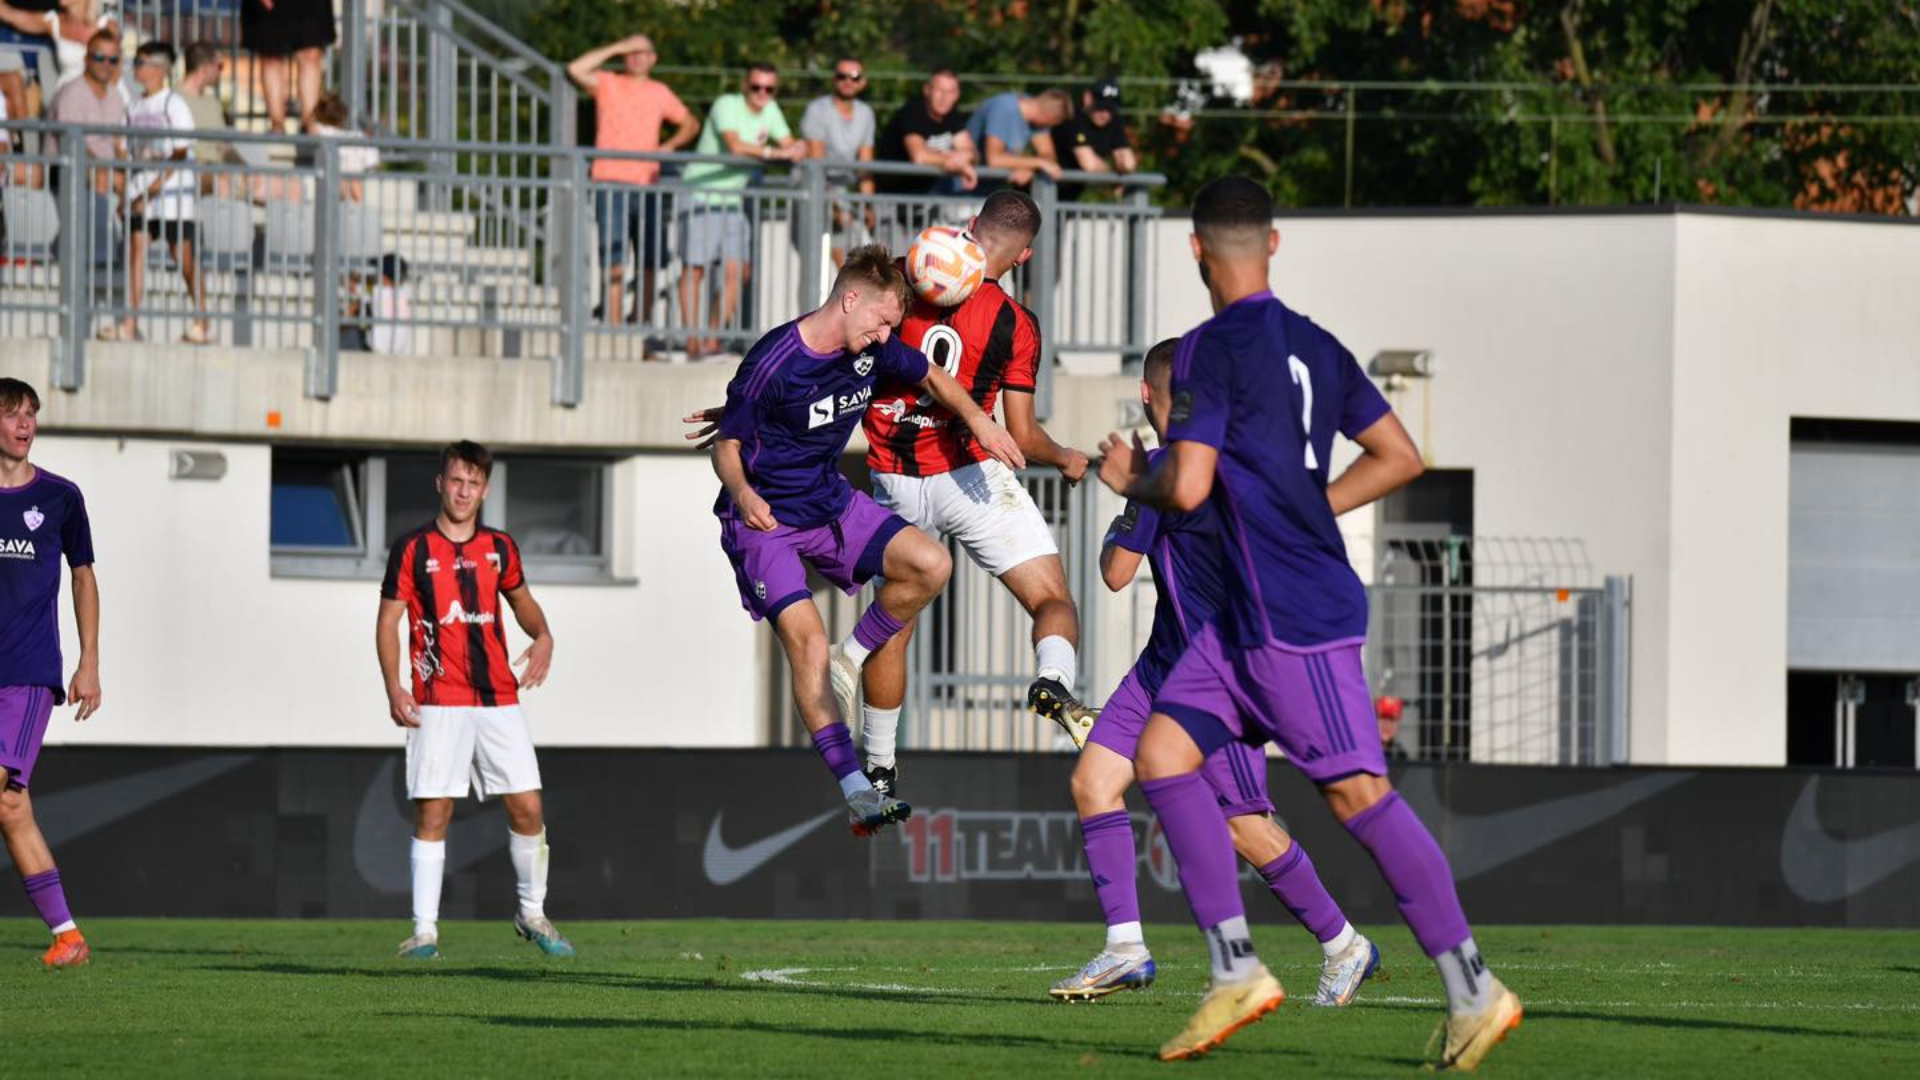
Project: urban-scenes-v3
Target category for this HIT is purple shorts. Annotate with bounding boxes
[1154,624,1387,785]
[719,490,909,622]
[1091,664,1275,819]
[0,685,56,791]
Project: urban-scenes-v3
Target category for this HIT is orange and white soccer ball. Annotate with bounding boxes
[906,225,987,307]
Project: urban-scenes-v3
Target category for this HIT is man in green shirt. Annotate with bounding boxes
[679,63,805,359]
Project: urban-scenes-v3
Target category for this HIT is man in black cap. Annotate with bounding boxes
[1057,76,1137,202]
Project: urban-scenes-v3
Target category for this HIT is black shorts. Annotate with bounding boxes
[132,217,198,246]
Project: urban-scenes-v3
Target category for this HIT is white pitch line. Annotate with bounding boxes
[740,967,972,995]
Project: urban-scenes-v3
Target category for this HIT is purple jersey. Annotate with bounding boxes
[714,321,931,529]
[1166,291,1390,648]
[1105,447,1230,690]
[0,469,94,700]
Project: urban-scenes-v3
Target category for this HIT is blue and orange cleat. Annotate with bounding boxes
[846,787,911,837]
[41,929,90,970]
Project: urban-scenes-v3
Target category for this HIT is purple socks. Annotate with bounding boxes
[1140,771,1245,930]
[1078,811,1141,928]
[1258,843,1347,944]
[1344,791,1472,957]
[24,868,75,933]
[811,724,862,781]
[851,603,907,654]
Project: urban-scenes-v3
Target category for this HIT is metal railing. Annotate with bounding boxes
[0,121,1163,407]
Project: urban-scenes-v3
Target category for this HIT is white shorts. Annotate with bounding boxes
[405,705,543,801]
[872,459,1059,577]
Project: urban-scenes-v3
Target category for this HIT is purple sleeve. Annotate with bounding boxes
[879,337,931,384]
[1338,344,1392,438]
[1105,500,1161,555]
[717,349,777,443]
[61,489,95,569]
[1164,330,1230,449]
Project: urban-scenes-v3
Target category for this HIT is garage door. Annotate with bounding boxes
[1788,442,1920,671]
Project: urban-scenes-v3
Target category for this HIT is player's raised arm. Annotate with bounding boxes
[66,564,100,720]
[1001,388,1089,483]
[1099,501,1154,592]
[918,364,1025,470]
[1327,410,1423,517]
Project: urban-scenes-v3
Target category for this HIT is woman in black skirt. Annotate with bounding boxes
[243,0,335,133]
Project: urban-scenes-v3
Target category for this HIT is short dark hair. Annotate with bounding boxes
[746,62,778,80]
[926,68,958,84]
[136,40,175,68]
[0,376,40,414]
[440,440,494,478]
[831,244,911,309]
[184,42,220,74]
[1143,338,1180,387]
[1192,175,1274,247]
[974,190,1040,246]
[312,91,349,129]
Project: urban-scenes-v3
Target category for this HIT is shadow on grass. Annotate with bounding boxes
[1367,999,1888,1041]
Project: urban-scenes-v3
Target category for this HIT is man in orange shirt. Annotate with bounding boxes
[569,35,701,331]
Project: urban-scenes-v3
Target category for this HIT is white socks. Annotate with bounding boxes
[838,635,874,668]
[410,837,445,937]
[1323,921,1357,958]
[49,919,76,935]
[1205,915,1257,983]
[1035,635,1076,692]
[861,705,901,769]
[1106,920,1145,952]
[1437,937,1496,1014]
[509,829,549,919]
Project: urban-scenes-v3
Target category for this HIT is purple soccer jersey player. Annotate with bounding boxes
[0,377,102,970]
[1097,177,1521,1067]
[705,246,1025,837]
[1050,343,1376,1007]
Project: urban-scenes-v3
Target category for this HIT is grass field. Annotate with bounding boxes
[4,918,1917,1077]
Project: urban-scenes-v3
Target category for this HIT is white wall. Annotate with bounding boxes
[38,436,763,748]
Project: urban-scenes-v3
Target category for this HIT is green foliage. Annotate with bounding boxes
[523,0,1920,211]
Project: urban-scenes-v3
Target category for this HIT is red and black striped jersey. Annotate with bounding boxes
[380,524,527,707]
[864,279,1040,476]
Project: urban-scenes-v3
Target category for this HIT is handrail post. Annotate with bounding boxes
[1029,174,1059,419]
[54,125,87,391]
[426,1,456,204]
[309,141,341,400]
[1124,184,1151,367]
[342,0,369,129]
[797,158,827,311]
[552,150,586,408]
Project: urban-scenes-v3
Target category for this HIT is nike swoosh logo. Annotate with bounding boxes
[703,809,840,886]
[351,759,512,894]
[1397,769,1691,880]
[0,754,259,871]
[1781,776,1920,903]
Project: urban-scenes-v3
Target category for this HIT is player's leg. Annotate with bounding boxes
[476,705,573,957]
[999,554,1096,746]
[773,597,908,836]
[400,704,474,958]
[0,686,86,968]
[856,471,930,794]
[825,505,950,745]
[1050,669,1156,1001]
[1258,643,1520,1067]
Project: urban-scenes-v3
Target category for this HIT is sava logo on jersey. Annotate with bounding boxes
[807,386,875,429]
[0,536,36,559]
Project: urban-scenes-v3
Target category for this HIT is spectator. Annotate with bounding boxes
[107,41,207,344]
[966,87,1070,191]
[311,90,377,202]
[0,0,117,91]
[800,54,876,266]
[178,40,294,203]
[48,28,126,195]
[0,14,43,128]
[566,33,699,331]
[679,63,803,359]
[875,68,977,194]
[1056,76,1137,201]
[241,0,333,134]
[344,251,411,355]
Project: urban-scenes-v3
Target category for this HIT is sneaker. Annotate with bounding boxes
[1049,948,1156,1001]
[1027,677,1097,750]
[1157,964,1286,1061]
[41,929,89,970]
[1313,934,1380,1007]
[396,932,439,960]
[828,646,862,728]
[865,764,899,801]
[514,912,577,958]
[1429,978,1522,1071]
[845,786,911,837]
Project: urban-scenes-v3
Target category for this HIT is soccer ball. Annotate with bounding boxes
[906,225,987,308]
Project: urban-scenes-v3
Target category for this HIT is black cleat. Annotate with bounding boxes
[1028,677,1097,749]
[865,764,899,801]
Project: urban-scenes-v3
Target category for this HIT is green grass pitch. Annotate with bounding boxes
[5,919,1917,1077]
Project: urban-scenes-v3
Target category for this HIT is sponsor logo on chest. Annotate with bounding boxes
[807,385,874,429]
[0,536,37,560]
[440,599,496,626]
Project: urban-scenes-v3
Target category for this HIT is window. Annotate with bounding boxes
[271,448,619,582]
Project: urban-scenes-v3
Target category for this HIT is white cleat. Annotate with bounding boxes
[845,786,911,837]
[1049,948,1157,1001]
[1429,977,1523,1071]
[1313,934,1380,1007]
[828,646,862,728]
